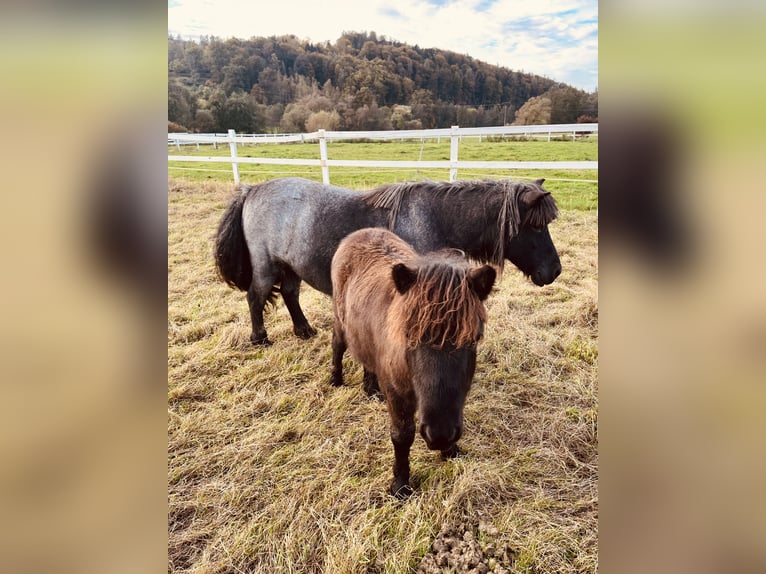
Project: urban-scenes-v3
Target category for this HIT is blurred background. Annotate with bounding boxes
[599,1,766,573]
[0,3,167,573]
[0,1,764,572]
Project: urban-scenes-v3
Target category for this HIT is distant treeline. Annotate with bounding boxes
[168,31,598,133]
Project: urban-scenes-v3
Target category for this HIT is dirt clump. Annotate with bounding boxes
[418,521,516,573]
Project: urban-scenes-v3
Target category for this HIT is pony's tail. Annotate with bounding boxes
[215,187,252,291]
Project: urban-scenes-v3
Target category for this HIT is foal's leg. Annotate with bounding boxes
[387,393,416,499]
[280,268,317,339]
[329,323,346,387]
[362,368,382,399]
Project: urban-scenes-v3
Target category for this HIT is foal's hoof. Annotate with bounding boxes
[440,444,461,460]
[390,479,413,500]
[329,374,344,387]
[294,324,317,339]
[366,389,384,402]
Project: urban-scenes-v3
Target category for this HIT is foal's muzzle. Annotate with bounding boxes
[420,422,462,451]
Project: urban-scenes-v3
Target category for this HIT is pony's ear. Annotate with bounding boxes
[468,265,496,301]
[522,187,551,207]
[534,178,546,186]
[392,263,418,294]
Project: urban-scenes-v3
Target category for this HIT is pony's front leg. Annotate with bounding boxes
[387,393,416,499]
[328,324,346,387]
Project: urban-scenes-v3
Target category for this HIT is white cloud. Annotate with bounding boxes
[168,0,597,91]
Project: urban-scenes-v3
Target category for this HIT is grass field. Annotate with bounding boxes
[168,171,598,573]
[168,137,598,212]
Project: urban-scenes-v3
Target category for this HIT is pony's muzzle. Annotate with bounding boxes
[420,422,462,451]
[532,261,562,286]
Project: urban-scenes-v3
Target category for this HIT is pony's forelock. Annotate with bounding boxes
[524,187,559,229]
[391,260,488,350]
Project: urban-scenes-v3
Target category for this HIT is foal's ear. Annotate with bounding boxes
[467,265,496,301]
[534,178,546,186]
[522,187,551,207]
[392,263,418,294]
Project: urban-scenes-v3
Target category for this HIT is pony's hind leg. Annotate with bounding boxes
[247,265,278,346]
[280,268,317,339]
[363,368,382,400]
[247,286,272,346]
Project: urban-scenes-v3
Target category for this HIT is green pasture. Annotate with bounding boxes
[168,137,598,212]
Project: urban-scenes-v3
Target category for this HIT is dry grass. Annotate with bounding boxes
[168,178,597,573]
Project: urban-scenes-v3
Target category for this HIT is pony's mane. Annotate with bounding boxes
[363,179,559,268]
[392,255,487,350]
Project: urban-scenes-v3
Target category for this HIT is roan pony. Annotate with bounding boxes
[215,177,559,346]
[330,228,496,499]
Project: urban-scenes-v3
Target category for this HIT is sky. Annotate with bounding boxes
[168,0,597,92]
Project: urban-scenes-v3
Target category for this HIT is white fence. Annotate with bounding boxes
[168,123,598,185]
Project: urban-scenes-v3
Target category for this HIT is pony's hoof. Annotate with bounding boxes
[390,479,413,500]
[329,375,343,387]
[294,324,317,339]
[250,333,272,347]
[440,444,461,459]
[362,371,381,398]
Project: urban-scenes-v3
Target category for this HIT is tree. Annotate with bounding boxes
[409,89,435,128]
[280,94,335,132]
[168,121,188,133]
[168,82,194,127]
[582,90,598,120]
[280,102,311,132]
[456,106,479,127]
[211,91,263,133]
[193,109,216,133]
[513,96,552,125]
[305,110,341,132]
[390,105,413,130]
[167,33,573,131]
[350,104,392,131]
[547,85,586,124]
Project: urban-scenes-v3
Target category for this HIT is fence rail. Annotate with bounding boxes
[168,123,598,185]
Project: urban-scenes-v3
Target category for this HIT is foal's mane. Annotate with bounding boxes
[363,179,559,268]
[392,254,487,350]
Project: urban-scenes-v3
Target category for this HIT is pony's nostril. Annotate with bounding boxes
[422,424,461,448]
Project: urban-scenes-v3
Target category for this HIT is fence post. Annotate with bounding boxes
[449,125,460,182]
[228,129,240,185]
[318,129,329,184]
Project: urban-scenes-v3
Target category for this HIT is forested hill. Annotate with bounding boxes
[168,31,597,133]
